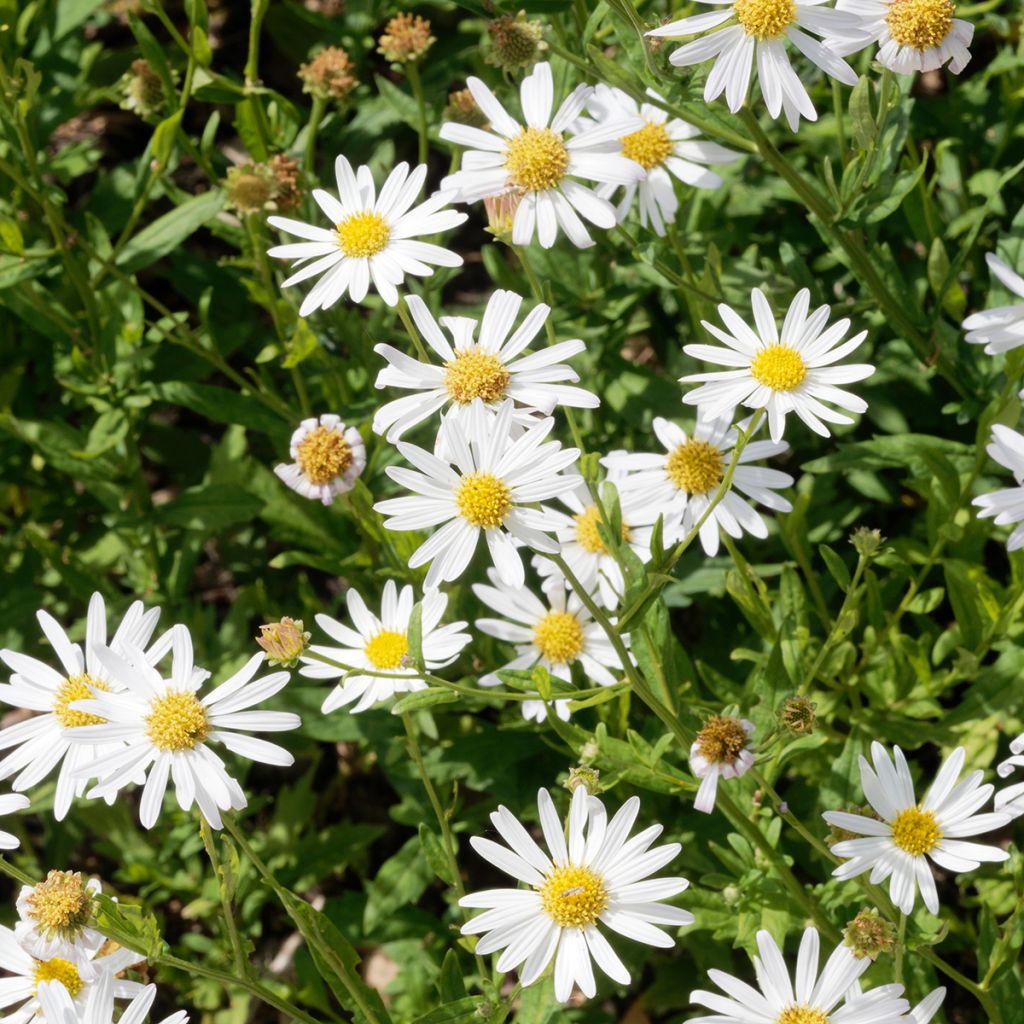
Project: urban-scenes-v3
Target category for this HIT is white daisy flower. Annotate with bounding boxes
[910,988,946,1024]
[583,85,741,235]
[372,289,598,442]
[439,61,646,249]
[604,411,794,557]
[473,570,629,723]
[298,581,470,713]
[15,872,104,963]
[0,792,28,850]
[836,0,973,75]
[38,972,188,1024]
[647,0,869,132]
[963,253,1024,356]
[689,715,755,813]
[822,743,1011,915]
[995,732,1024,819]
[688,926,911,1024]
[973,424,1024,551]
[461,785,692,1002]
[68,626,300,830]
[267,158,466,313]
[374,399,580,589]
[0,593,163,820]
[681,288,874,443]
[274,413,366,506]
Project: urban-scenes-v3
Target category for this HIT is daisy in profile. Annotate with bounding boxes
[647,1,868,131]
[274,414,366,506]
[461,786,692,1002]
[604,411,793,557]
[963,253,1024,356]
[995,732,1024,819]
[0,792,28,850]
[584,85,741,235]
[69,626,300,830]
[0,593,163,820]
[439,61,646,248]
[473,571,629,722]
[973,424,1024,551]
[37,972,189,1024]
[267,158,466,313]
[15,871,103,962]
[682,289,874,443]
[689,715,755,813]
[836,0,973,75]
[374,399,579,588]
[822,743,1010,914]
[372,289,598,442]
[688,927,911,1024]
[298,582,470,713]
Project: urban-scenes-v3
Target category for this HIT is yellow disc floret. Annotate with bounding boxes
[364,630,409,670]
[750,343,807,392]
[539,865,608,928]
[455,472,512,529]
[621,121,673,171]
[891,807,942,856]
[505,127,569,192]
[336,210,391,258]
[696,715,749,765]
[34,958,84,997]
[886,0,954,50]
[296,426,354,485]
[666,440,724,496]
[533,610,585,664]
[53,674,109,728]
[776,1008,830,1024]
[574,505,630,555]
[444,350,511,405]
[146,690,209,752]
[25,870,94,939]
[734,0,798,39]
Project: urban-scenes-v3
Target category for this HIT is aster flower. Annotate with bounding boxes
[995,732,1024,819]
[0,792,28,850]
[647,0,869,132]
[267,158,466,313]
[688,927,911,1024]
[0,593,164,820]
[274,414,366,506]
[836,0,973,75]
[963,253,1024,357]
[973,424,1024,551]
[298,582,470,713]
[374,399,580,588]
[37,972,188,1024]
[681,288,874,443]
[461,786,692,1002]
[689,716,755,813]
[822,743,1010,915]
[439,61,646,249]
[372,289,598,442]
[15,871,103,962]
[68,627,300,830]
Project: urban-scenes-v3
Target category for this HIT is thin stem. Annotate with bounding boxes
[894,912,907,985]
[396,298,430,361]
[304,95,328,175]
[405,62,429,165]
[200,818,250,979]
[0,857,36,887]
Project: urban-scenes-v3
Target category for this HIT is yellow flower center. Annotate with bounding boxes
[666,440,724,496]
[533,610,585,665]
[886,0,954,50]
[777,1009,830,1024]
[891,807,942,856]
[574,505,630,555]
[145,690,209,752]
[336,210,391,258]
[444,350,511,405]
[621,120,673,171]
[750,343,807,391]
[53,673,109,728]
[505,127,569,192]
[26,871,93,939]
[539,865,608,928]
[34,958,84,997]
[734,0,798,38]
[296,425,354,486]
[364,630,409,670]
[696,715,749,764]
[455,472,512,529]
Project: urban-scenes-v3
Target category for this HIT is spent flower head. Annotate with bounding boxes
[445,88,488,128]
[843,908,896,960]
[851,526,886,558]
[779,695,817,735]
[120,59,174,121]
[23,870,95,942]
[486,11,547,73]
[299,46,358,100]
[378,12,435,63]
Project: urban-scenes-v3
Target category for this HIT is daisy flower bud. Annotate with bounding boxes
[256,618,311,667]
[565,766,601,795]
[850,525,885,558]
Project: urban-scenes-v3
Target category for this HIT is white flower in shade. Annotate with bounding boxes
[372,290,598,442]
[15,872,103,963]
[647,0,868,132]
[439,62,646,249]
[688,927,911,1024]
[583,85,741,235]
[461,786,692,1002]
[472,570,628,723]
[267,158,466,312]
[68,626,300,830]
[689,716,755,814]
[0,593,164,821]
[0,792,28,850]
[822,743,1011,915]
[274,414,366,506]
[37,973,188,1024]
[298,582,470,713]
[910,988,946,1024]
[837,0,973,75]
[682,289,874,443]
[604,411,793,558]
[963,253,1024,356]
[973,424,1024,551]
[995,732,1024,819]
[374,399,580,588]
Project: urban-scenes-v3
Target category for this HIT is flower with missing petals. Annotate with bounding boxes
[15,871,102,961]
[275,414,366,507]
[689,716,755,813]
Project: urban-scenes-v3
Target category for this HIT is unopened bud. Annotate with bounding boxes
[850,526,885,559]
[566,766,601,795]
[778,695,817,735]
[844,909,895,960]
[256,617,310,667]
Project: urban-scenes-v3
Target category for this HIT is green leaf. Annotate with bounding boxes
[411,1000,480,1024]
[154,484,263,530]
[152,381,288,435]
[417,823,455,886]
[93,894,165,960]
[819,545,851,592]
[117,189,225,273]
[390,688,458,714]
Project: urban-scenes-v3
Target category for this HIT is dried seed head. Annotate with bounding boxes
[377,13,435,63]
[778,695,817,735]
[298,46,358,100]
[486,11,546,73]
[844,909,896,960]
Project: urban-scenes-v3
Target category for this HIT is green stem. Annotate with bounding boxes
[304,94,328,175]
[405,62,429,166]
[894,912,907,985]
[200,818,251,979]
[0,857,36,887]
[396,297,430,361]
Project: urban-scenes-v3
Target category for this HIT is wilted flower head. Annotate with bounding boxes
[378,12,435,63]
[225,157,302,215]
[299,45,358,100]
[779,695,817,735]
[256,617,311,667]
[17,870,102,959]
[690,715,755,813]
[486,11,547,72]
[120,59,173,121]
[444,88,488,128]
[850,526,885,558]
[843,908,895,960]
